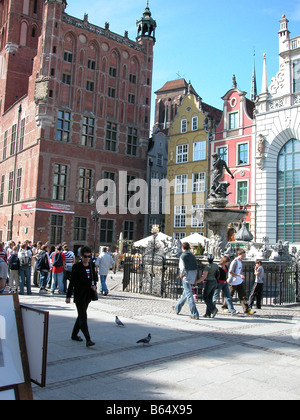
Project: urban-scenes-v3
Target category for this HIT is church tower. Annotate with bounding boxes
[0,0,44,113]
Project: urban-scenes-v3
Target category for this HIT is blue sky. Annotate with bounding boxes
[65,0,300,129]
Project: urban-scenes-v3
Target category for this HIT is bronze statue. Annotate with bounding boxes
[211,153,234,198]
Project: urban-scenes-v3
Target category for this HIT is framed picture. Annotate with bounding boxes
[20,305,49,388]
[0,294,32,400]
[0,295,25,388]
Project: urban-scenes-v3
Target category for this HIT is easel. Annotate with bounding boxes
[0,294,33,400]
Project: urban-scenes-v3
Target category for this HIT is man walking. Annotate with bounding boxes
[227,249,255,315]
[95,248,115,296]
[173,243,199,320]
[249,259,264,310]
[195,254,219,318]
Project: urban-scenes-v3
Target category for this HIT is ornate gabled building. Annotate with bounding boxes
[213,76,256,241]
[0,0,156,250]
[165,83,222,240]
[256,15,300,244]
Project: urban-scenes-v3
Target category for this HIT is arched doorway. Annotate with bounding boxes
[277,138,300,243]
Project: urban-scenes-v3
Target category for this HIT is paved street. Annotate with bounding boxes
[19,273,300,401]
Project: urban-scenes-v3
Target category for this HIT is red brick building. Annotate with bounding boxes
[0,0,156,251]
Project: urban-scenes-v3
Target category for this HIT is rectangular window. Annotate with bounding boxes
[174,205,186,228]
[127,127,138,156]
[191,204,204,228]
[73,217,87,241]
[123,221,135,240]
[108,87,116,98]
[217,146,228,164]
[50,215,64,245]
[175,174,188,194]
[128,94,135,104]
[81,117,95,147]
[181,119,187,133]
[193,141,206,161]
[7,171,14,204]
[62,73,71,85]
[78,168,93,203]
[19,118,25,152]
[192,116,198,131]
[64,51,73,63]
[52,164,68,201]
[15,168,22,202]
[100,219,114,244]
[2,131,8,160]
[88,59,96,70]
[10,124,17,156]
[237,181,248,204]
[57,110,71,142]
[0,175,5,205]
[103,172,116,207]
[238,143,249,165]
[129,74,136,84]
[229,112,238,130]
[192,172,205,193]
[157,154,163,167]
[293,59,300,93]
[176,144,188,164]
[106,122,118,152]
[86,81,94,92]
[109,67,117,77]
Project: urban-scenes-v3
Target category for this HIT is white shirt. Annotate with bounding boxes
[229,258,244,286]
[96,252,114,276]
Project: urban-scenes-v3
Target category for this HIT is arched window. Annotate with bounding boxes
[20,22,28,46]
[277,138,300,242]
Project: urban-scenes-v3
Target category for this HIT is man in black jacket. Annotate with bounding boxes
[66,246,97,347]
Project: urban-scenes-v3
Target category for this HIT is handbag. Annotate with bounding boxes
[90,287,98,301]
[89,259,98,301]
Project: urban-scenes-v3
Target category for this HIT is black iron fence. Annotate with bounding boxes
[123,256,300,306]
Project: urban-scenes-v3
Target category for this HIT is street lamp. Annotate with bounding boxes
[91,210,101,257]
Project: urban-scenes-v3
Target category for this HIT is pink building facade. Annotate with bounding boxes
[212,77,256,241]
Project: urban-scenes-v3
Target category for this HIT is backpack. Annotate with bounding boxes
[52,252,63,268]
[36,251,50,272]
[9,254,20,271]
[19,250,31,267]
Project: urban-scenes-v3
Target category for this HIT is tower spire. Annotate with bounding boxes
[250,51,258,101]
[261,53,268,95]
[136,1,157,43]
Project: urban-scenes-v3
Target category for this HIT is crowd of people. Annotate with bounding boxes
[0,240,116,297]
[173,243,264,319]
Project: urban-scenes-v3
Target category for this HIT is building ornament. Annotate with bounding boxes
[62,14,144,52]
[256,134,266,170]
[269,63,286,95]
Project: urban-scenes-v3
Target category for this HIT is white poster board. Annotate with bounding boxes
[20,305,49,387]
[0,295,25,388]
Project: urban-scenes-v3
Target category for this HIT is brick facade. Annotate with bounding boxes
[0,0,156,251]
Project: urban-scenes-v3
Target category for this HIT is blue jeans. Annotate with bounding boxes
[39,271,49,289]
[19,265,32,295]
[213,282,236,314]
[51,272,64,293]
[100,275,109,293]
[203,280,217,317]
[175,280,199,318]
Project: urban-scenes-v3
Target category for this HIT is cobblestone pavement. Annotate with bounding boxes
[18,273,300,401]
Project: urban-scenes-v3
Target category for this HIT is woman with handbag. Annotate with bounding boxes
[66,246,98,348]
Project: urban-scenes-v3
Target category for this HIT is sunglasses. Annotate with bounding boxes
[82,255,91,259]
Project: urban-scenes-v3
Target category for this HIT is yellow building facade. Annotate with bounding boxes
[165,92,222,240]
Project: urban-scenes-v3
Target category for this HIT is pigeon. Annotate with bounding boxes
[115,316,125,327]
[136,333,151,345]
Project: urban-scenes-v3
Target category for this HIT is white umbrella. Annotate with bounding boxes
[181,233,208,246]
[134,232,172,248]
